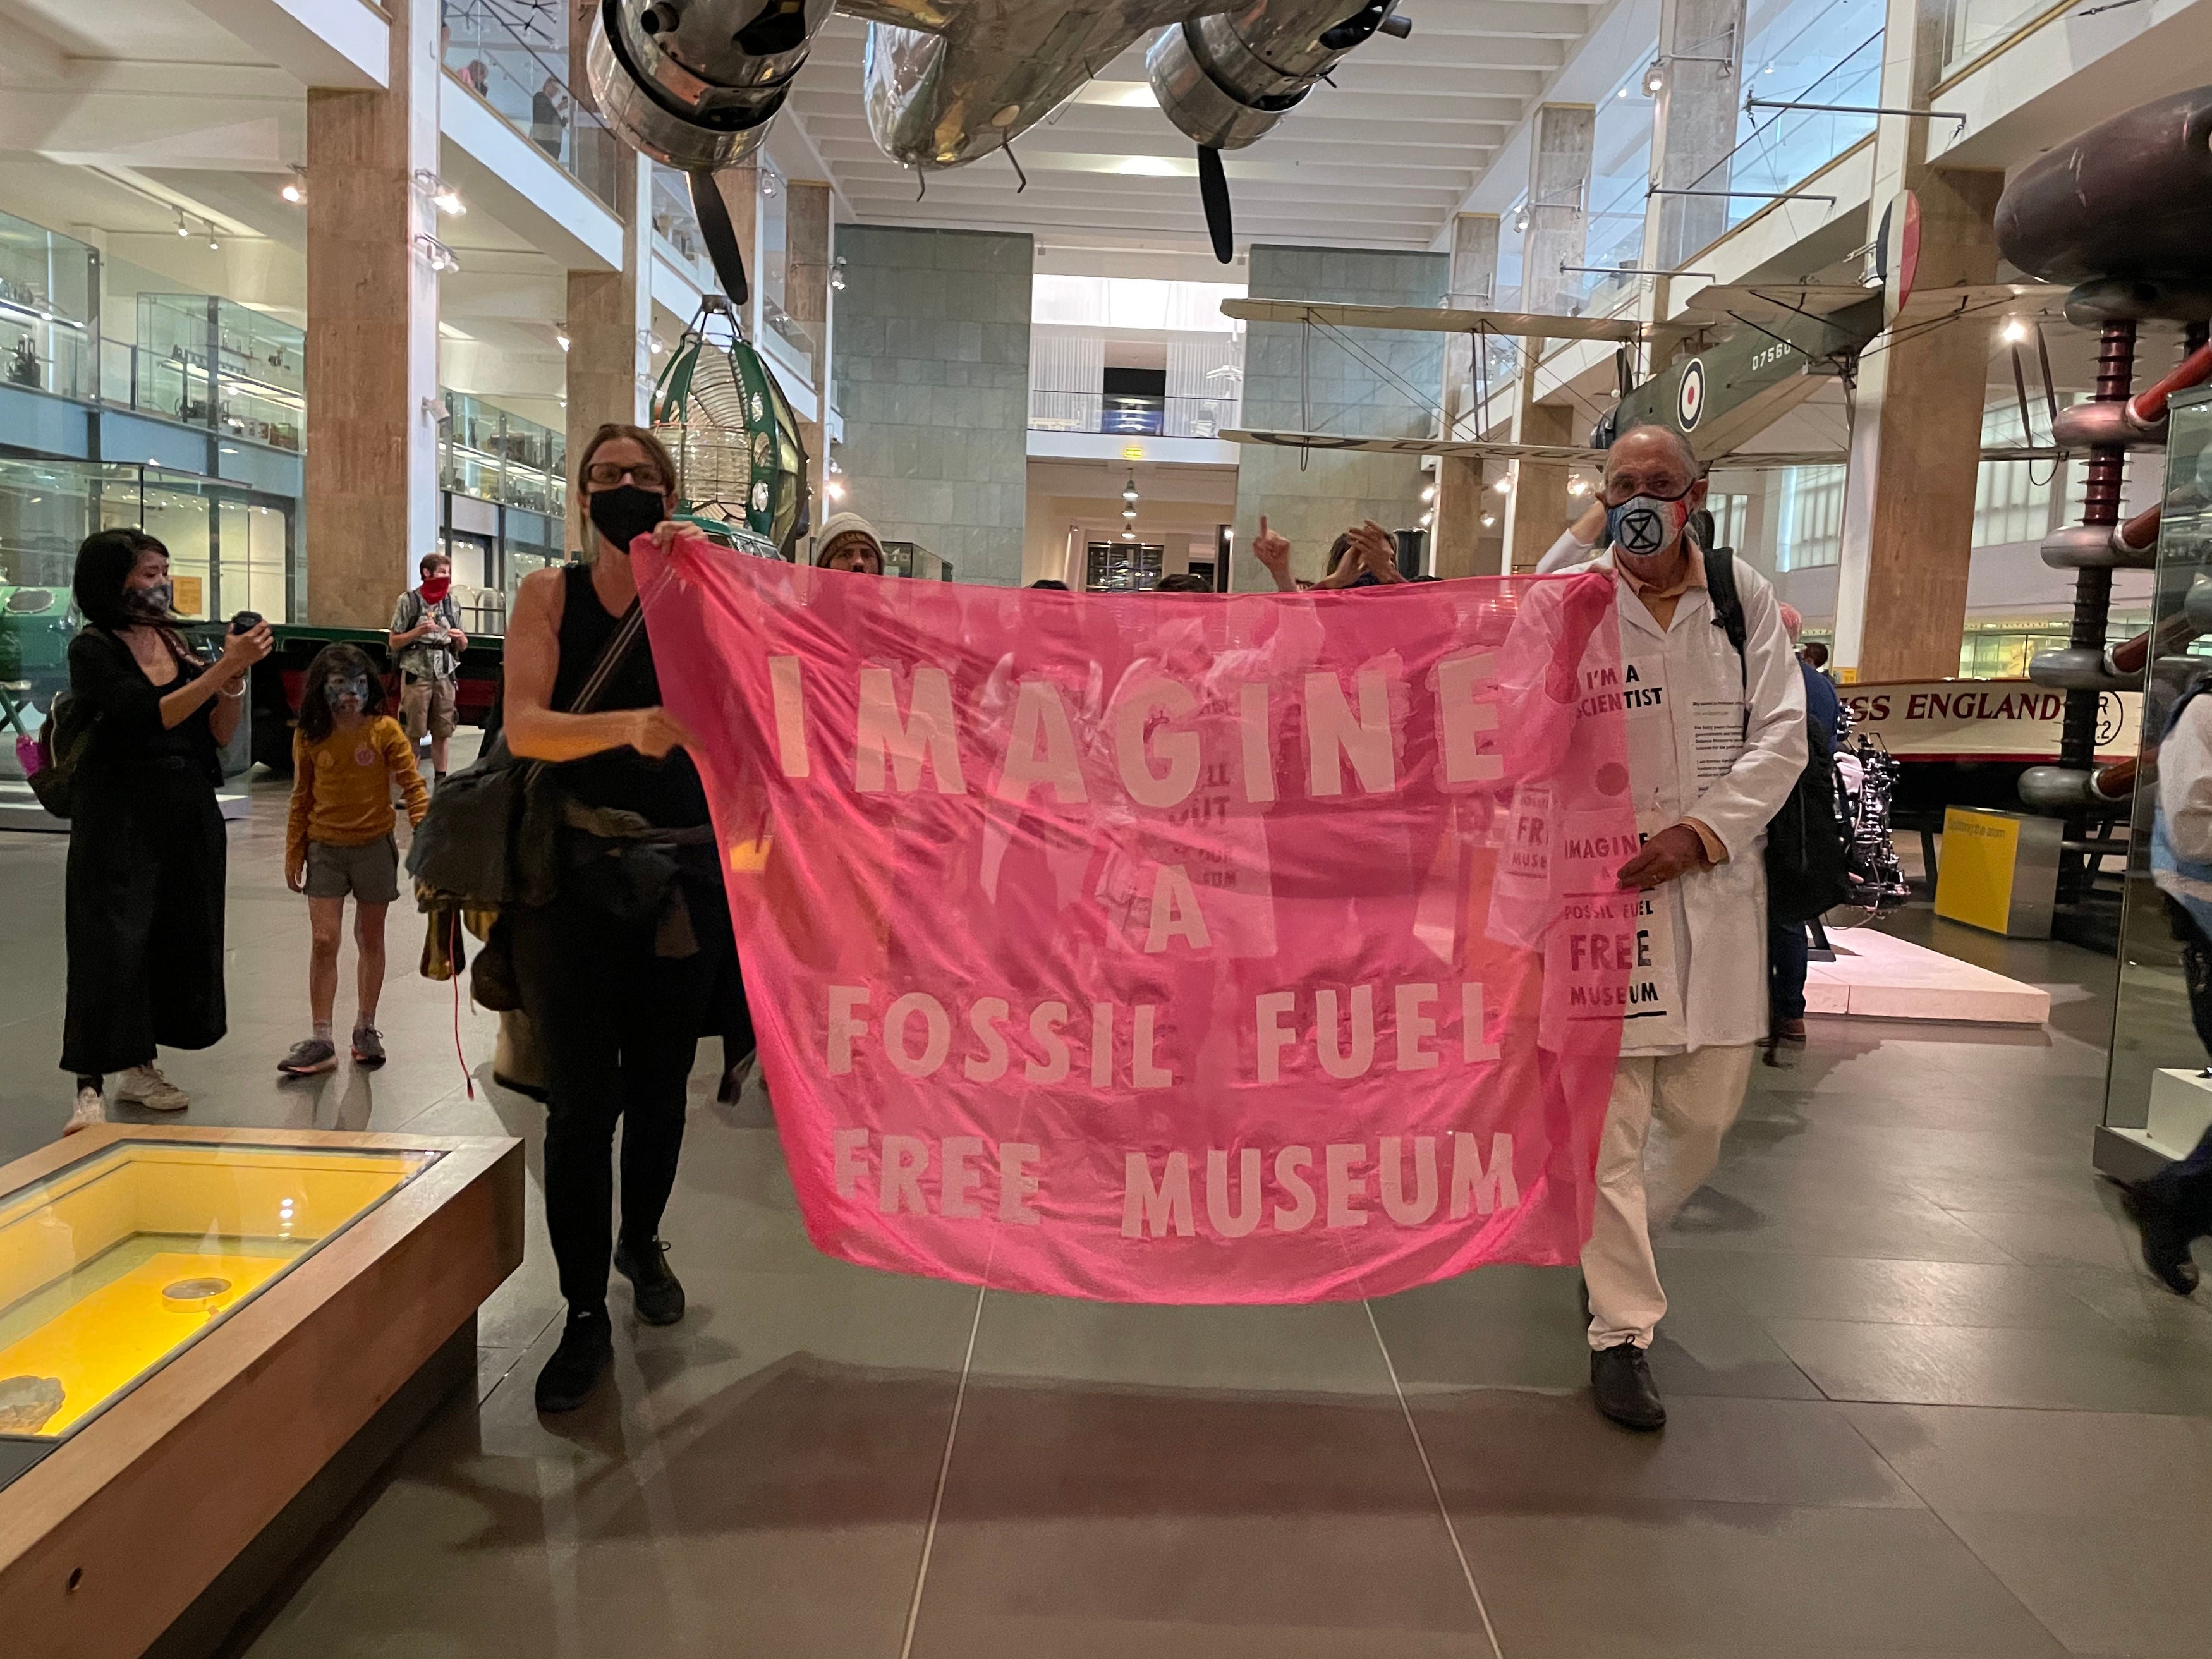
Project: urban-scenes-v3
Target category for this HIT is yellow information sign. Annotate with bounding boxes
[1935,806,2061,939]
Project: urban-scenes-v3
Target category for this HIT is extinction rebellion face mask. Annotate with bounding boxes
[588,485,665,553]
[325,673,369,716]
[1604,489,1694,561]
[125,580,174,619]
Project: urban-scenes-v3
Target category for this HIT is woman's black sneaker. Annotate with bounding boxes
[614,1237,686,1326]
[534,1310,612,1414]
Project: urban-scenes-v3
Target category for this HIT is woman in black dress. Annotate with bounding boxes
[61,529,272,1133]
[502,423,734,1413]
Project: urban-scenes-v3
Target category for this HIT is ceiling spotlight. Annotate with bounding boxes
[1643,61,1665,95]
[762,174,778,198]
[1615,87,1629,99]
[2001,318,2029,343]
[415,233,461,274]
[555,329,571,351]
[414,171,464,215]
[1418,510,1434,528]
[1762,61,1776,75]
[829,256,848,291]
[826,479,846,501]
[1567,475,1589,496]
[1480,513,1497,528]
[281,166,306,205]
[208,228,220,251]
[1420,483,1436,503]
[1512,204,1531,234]
[176,212,190,238]
[1122,506,1137,520]
[829,456,843,475]
[1122,528,1136,540]
[1492,477,1511,495]
[1122,477,1138,502]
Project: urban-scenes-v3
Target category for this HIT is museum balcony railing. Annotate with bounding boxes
[442,0,622,210]
[1029,389,1243,440]
[1940,0,2073,77]
[98,338,304,455]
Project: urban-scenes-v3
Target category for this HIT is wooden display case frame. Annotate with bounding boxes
[0,1124,523,1659]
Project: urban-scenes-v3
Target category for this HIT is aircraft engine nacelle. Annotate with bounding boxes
[1148,0,1409,150]
[585,0,838,171]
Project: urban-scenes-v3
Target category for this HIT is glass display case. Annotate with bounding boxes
[2100,384,2212,1177]
[883,538,954,581]
[0,210,98,403]
[133,294,304,453]
[439,391,566,519]
[0,1139,437,1457]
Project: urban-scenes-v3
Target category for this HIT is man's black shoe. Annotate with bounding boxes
[614,1237,686,1325]
[535,1310,612,1414]
[2122,1184,2201,1296]
[1591,1340,1667,1431]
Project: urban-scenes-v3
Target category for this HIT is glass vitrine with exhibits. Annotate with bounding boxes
[0,1141,437,1455]
[2100,384,2212,1178]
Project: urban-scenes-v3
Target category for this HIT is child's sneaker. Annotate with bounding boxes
[64,1085,104,1135]
[278,1038,338,1076]
[351,1026,386,1068]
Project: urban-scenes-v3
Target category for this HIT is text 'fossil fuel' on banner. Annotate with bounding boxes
[637,538,1638,1303]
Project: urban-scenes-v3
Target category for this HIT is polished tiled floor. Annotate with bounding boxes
[4,790,2209,1658]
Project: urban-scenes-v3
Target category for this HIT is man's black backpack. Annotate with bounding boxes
[1703,548,1852,925]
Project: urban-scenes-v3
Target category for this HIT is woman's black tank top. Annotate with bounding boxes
[547,562,708,829]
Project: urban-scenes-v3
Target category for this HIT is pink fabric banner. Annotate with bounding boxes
[636,538,1638,1304]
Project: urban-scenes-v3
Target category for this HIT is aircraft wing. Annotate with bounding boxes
[1220,299,1648,344]
[1221,429,2062,468]
[832,0,953,32]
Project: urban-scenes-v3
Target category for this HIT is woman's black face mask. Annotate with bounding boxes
[588,485,665,553]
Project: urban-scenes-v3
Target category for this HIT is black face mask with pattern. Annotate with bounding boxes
[588,485,664,553]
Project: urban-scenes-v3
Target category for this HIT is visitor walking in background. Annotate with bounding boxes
[1768,602,1843,1047]
[279,644,430,1078]
[390,550,467,786]
[59,529,270,1133]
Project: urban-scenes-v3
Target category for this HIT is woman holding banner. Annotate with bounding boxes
[502,423,735,1415]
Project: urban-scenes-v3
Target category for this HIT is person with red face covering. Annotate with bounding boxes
[389,551,468,785]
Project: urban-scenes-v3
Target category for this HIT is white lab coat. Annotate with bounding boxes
[1568,549,1808,1054]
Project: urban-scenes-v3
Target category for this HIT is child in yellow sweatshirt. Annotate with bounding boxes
[281,643,430,1074]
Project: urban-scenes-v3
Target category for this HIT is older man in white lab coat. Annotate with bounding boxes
[1565,425,1807,1430]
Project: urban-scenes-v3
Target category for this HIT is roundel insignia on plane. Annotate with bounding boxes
[1677,358,1706,432]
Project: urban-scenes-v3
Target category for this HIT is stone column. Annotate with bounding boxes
[1507,403,1579,573]
[1521,106,1593,316]
[784,180,834,515]
[1496,107,1592,570]
[1441,212,1499,439]
[1830,0,2004,680]
[303,0,441,628]
[564,150,652,554]
[1647,0,1748,274]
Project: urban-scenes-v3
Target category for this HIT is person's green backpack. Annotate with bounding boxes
[25,681,97,818]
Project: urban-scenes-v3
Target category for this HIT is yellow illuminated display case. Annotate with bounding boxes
[0,1140,437,1446]
[0,1126,521,1659]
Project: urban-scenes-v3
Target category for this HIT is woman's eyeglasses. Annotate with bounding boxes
[584,461,670,490]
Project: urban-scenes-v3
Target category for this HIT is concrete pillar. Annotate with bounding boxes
[1507,404,1578,573]
[1521,106,1593,316]
[1648,0,1748,274]
[1432,454,1487,578]
[564,150,653,554]
[1442,213,1499,438]
[1830,0,2005,681]
[784,180,834,516]
[304,0,441,628]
